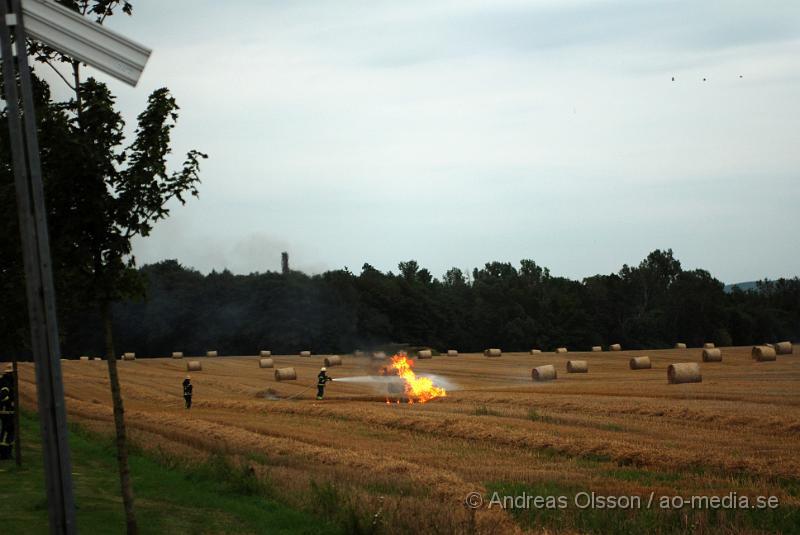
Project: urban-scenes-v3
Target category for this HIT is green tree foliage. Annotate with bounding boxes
[48,250,800,357]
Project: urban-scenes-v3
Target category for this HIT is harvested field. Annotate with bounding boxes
[16,346,800,534]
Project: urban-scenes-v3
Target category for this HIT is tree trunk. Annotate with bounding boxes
[12,357,21,467]
[102,301,138,535]
[72,61,81,116]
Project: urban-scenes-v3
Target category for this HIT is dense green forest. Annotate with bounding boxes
[43,249,797,357]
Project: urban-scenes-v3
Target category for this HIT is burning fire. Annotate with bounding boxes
[381,354,446,404]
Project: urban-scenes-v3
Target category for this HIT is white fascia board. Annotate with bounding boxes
[21,0,151,86]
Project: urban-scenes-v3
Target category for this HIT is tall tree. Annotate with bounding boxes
[23,3,206,533]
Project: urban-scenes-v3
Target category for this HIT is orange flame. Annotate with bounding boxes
[383,353,446,404]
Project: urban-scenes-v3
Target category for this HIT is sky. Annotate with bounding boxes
[41,0,800,283]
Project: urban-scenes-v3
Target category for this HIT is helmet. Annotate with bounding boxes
[320,367,326,372]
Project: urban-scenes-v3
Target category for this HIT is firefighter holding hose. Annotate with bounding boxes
[317,367,333,400]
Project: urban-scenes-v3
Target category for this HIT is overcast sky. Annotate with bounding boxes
[43,0,800,283]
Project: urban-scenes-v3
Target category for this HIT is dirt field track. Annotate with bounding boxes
[17,346,800,533]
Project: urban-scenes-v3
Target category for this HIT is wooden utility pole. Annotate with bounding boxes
[0,2,151,533]
[0,4,76,531]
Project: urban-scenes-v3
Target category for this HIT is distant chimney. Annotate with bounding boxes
[281,252,289,274]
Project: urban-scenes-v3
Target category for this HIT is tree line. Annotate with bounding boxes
[43,249,799,357]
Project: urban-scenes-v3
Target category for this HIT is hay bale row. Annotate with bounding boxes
[566,360,588,373]
[668,362,702,384]
[675,343,687,349]
[629,356,651,370]
[206,350,218,358]
[324,355,342,367]
[591,346,602,352]
[703,342,715,349]
[122,353,135,361]
[752,346,776,362]
[186,360,202,372]
[260,350,272,357]
[702,348,722,362]
[532,364,557,382]
[417,350,432,359]
[555,347,567,354]
[447,349,458,356]
[299,351,311,357]
[259,358,274,368]
[530,349,541,354]
[484,348,502,357]
[775,341,793,355]
[610,344,622,351]
[171,352,183,359]
[275,367,297,381]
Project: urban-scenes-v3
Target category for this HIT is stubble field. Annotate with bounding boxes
[17,346,800,534]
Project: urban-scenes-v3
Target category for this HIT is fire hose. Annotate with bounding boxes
[274,382,317,401]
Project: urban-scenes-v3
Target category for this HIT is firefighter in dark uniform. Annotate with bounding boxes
[182,375,193,409]
[316,367,333,400]
[0,364,15,460]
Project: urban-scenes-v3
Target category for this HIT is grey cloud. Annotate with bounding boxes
[40,1,799,284]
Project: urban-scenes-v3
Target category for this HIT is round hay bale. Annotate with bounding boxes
[629,356,651,370]
[186,361,202,372]
[702,348,722,362]
[417,350,432,359]
[610,343,622,351]
[703,342,715,349]
[387,379,404,394]
[122,352,135,361]
[259,350,272,357]
[79,356,89,361]
[532,364,557,382]
[566,360,588,373]
[171,352,183,359]
[324,355,342,367]
[206,350,218,358]
[484,348,502,357]
[775,341,793,355]
[447,349,458,356]
[555,347,568,354]
[93,357,102,361]
[275,367,297,381]
[530,349,542,354]
[675,343,687,349]
[668,362,702,384]
[353,350,366,358]
[591,346,602,352]
[299,351,311,357]
[751,346,776,362]
[259,358,274,368]
[765,343,774,349]
[371,351,387,360]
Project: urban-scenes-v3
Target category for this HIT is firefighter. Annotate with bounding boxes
[0,364,14,460]
[316,367,333,400]
[182,375,193,409]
